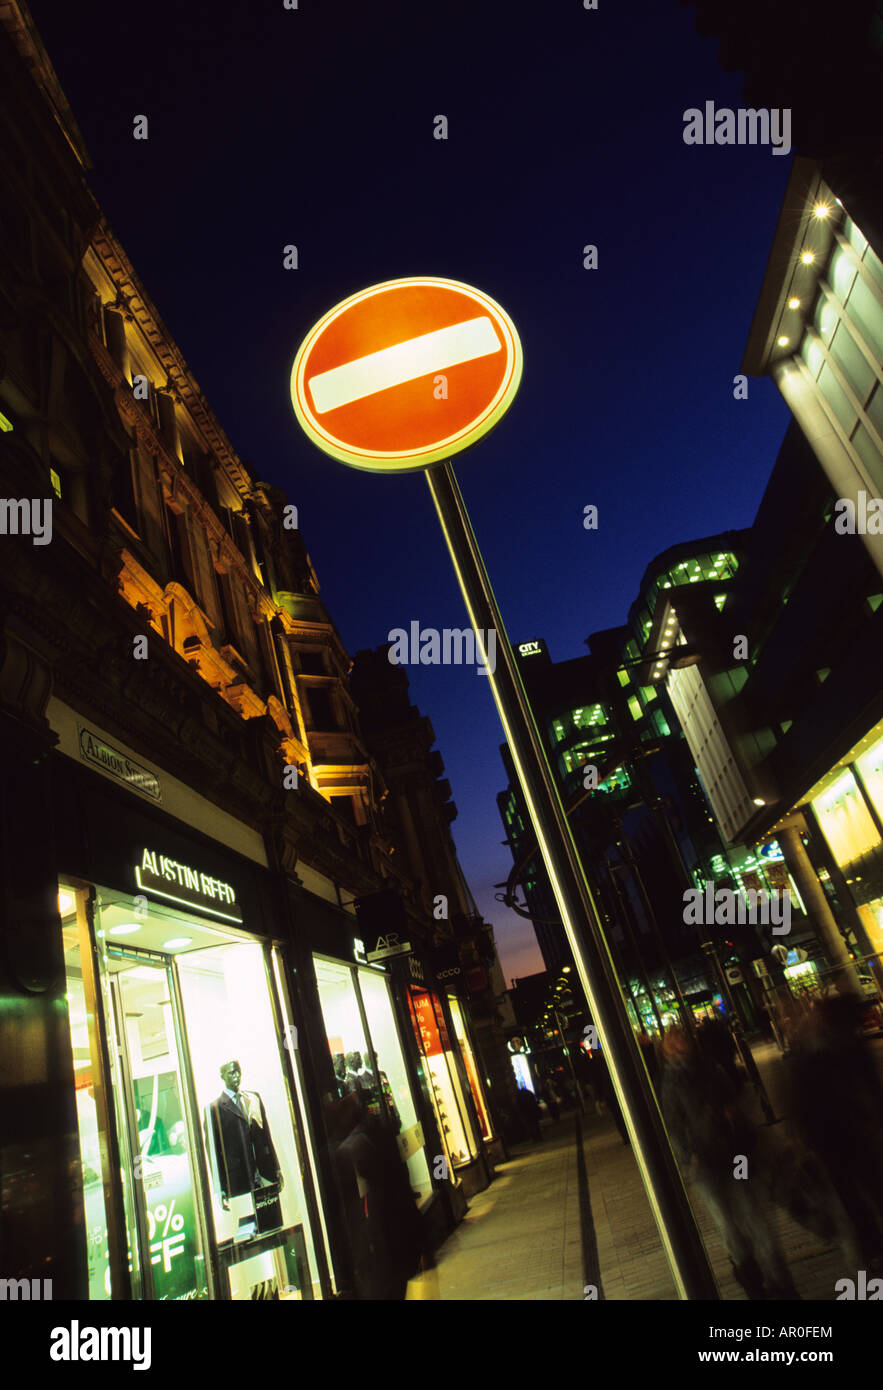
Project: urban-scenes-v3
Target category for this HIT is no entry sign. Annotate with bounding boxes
[290,276,522,471]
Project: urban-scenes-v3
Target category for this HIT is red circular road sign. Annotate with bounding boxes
[290,276,522,472]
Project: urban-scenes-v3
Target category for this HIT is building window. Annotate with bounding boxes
[112,451,139,533]
[331,794,357,826]
[306,687,336,729]
[299,651,326,676]
[166,507,190,588]
[214,570,240,646]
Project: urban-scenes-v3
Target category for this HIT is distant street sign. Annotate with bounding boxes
[290,277,522,472]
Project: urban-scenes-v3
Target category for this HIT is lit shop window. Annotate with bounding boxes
[447,998,492,1143]
[314,956,431,1203]
[78,887,320,1300]
[812,770,881,867]
[856,734,883,823]
[408,989,478,1171]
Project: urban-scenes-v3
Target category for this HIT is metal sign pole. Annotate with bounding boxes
[425,459,719,1301]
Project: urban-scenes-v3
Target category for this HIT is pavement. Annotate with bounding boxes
[427,1037,860,1301]
[425,1118,585,1300]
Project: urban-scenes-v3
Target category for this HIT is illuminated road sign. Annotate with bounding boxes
[290,276,522,471]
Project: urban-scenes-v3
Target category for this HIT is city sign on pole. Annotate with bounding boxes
[290,276,717,1300]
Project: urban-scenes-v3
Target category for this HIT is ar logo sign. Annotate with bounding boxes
[375,933,399,950]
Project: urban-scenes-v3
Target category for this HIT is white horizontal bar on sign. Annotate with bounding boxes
[308,315,501,414]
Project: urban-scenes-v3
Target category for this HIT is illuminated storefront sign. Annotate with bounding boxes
[517,641,543,657]
[135,848,243,924]
[366,932,412,962]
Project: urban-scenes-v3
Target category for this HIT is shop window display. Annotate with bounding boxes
[314,957,431,1202]
[61,883,321,1300]
[314,957,430,1299]
[447,997,492,1142]
[408,988,478,1169]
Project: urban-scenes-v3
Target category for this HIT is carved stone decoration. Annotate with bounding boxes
[0,622,54,732]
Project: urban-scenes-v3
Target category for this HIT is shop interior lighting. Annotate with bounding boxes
[163,937,193,950]
[813,203,830,219]
[108,924,142,937]
[57,890,75,916]
[787,297,801,309]
[800,251,816,265]
[777,336,790,346]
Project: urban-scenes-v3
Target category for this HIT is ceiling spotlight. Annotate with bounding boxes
[163,937,192,951]
[787,297,801,309]
[108,924,142,937]
[777,335,790,347]
[58,890,75,916]
[800,251,815,265]
[813,203,830,219]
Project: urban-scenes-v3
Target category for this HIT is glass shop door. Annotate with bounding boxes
[108,952,214,1300]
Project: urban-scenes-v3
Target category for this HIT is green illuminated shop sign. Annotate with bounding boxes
[135,848,243,924]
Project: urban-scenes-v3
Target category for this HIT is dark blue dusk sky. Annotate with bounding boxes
[30,0,793,981]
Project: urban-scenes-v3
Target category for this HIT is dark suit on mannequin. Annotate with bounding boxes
[206,1060,281,1206]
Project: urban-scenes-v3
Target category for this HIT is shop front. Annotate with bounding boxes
[405,983,491,1197]
[428,943,499,1164]
[312,952,433,1206]
[289,884,462,1293]
[54,754,329,1301]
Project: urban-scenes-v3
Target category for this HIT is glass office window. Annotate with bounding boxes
[829,318,876,404]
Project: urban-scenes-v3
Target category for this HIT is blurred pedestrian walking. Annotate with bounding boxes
[785,992,883,1270]
[660,1025,797,1299]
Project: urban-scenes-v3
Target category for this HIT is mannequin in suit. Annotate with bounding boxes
[206,1060,282,1210]
[332,1053,348,1098]
[344,1050,366,1094]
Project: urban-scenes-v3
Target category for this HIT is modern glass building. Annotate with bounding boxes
[744,159,883,578]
